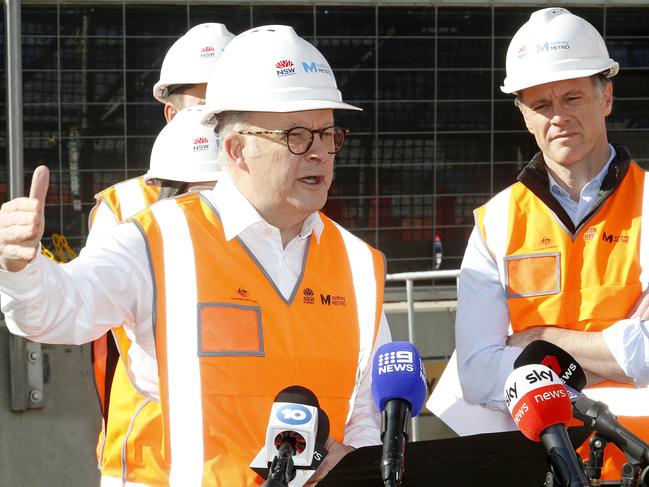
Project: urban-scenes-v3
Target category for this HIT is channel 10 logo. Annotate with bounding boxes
[276,404,313,426]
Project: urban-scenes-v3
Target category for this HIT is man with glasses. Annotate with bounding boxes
[0,25,390,486]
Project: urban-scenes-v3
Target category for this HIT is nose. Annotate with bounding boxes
[305,133,329,161]
[549,102,572,125]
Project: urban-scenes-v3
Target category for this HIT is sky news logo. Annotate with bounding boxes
[276,59,296,77]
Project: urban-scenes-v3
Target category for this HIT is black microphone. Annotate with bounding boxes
[516,341,649,468]
[573,395,649,467]
[371,342,427,487]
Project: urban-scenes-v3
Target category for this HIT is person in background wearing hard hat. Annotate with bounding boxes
[434,7,649,481]
[90,23,234,237]
[85,23,233,487]
[0,25,390,486]
[88,106,221,487]
[153,23,235,123]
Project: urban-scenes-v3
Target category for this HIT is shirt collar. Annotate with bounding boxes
[547,144,616,196]
[209,172,324,243]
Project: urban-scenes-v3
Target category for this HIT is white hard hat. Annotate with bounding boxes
[144,106,221,183]
[501,8,619,94]
[153,23,235,103]
[202,25,360,124]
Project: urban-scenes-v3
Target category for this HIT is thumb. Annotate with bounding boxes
[29,165,50,209]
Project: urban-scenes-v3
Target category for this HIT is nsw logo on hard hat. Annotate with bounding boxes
[275,59,296,77]
[201,46,216,59]
[517,45,527,59]
[193,136,210,152]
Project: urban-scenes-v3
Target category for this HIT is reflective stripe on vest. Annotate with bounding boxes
[115,178,147,221]
[150,199,204,486]
[475,162,649,479]
[137,194,384,486]
[94,176,160,223]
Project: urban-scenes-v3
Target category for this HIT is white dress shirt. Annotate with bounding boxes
[0,172,390,447]
[456,145,649,412]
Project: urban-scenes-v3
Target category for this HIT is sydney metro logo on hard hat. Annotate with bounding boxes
[275,59,296,77]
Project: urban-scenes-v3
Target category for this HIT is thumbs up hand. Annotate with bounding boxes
[0,165,50,272]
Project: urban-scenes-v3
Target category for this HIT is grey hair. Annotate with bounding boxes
[212,111,250,168]
[514,73,612,108]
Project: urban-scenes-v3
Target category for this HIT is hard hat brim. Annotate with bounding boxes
[201,100,362,126]
[501,63,619,94]
[144,168,223,184]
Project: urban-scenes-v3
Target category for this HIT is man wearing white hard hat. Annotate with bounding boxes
[0,25,390,486]
[428,7,649,482]
[90,22,234,238]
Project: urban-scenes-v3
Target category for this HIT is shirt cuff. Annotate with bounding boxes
[0,252,43,294]
[602,319,649,387]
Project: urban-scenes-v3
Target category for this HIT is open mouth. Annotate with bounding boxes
[299,175,324,185]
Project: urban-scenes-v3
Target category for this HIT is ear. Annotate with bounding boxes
[163,103,178,123]
[224,133,249,172]
[602,81,613,117]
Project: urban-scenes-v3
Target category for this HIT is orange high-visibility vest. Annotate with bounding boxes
[132,192,385,486]
[90,176,167,486]
[476,159,649,481]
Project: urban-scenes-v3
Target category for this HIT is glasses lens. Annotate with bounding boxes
[286,127,312,155]
[331,127,346,153]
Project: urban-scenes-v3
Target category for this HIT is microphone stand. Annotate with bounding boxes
[584,433,607,485]
[262,443,296,487]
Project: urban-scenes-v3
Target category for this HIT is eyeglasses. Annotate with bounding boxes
[237,125,350,155]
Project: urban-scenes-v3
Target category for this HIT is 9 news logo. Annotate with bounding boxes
[276,404,312,426]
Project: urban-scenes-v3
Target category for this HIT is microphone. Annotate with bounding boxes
[371,341,427,487]
[573,390,649,467]
[514,339,587,392]
[504,364,589,486]
[262,385,330,487]
[515,341,649,466]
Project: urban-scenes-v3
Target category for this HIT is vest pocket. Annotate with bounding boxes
[198,303,264,356]
[504,252,561,298]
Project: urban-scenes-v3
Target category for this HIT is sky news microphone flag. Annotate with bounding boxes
[505,364,589,486]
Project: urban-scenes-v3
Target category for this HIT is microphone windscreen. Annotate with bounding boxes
[274,385,320,407]
[504,364,572,442]
[371,341,427,416]
[514,340,587,392]
[315,408,330,444]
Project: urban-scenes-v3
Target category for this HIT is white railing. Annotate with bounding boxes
[385,269,460,440]
[386,269,461,344]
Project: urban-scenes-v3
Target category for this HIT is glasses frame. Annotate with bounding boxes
[237,125,350,155]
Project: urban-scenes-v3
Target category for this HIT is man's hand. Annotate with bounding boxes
[0,165,49,272]
[304,437,354,486]
[506,326,552,349]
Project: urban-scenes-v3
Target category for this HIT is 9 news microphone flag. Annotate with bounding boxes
[371,341,427,487]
